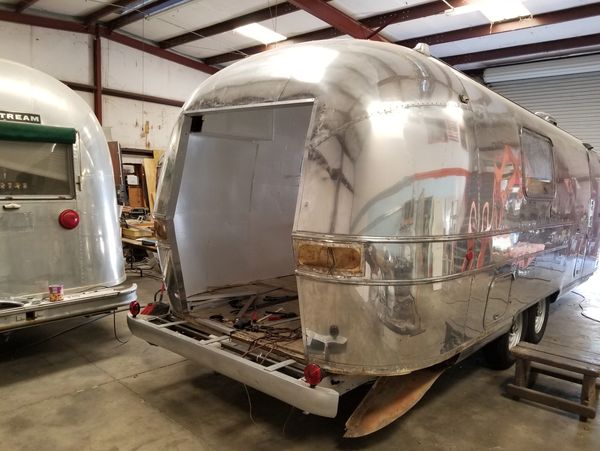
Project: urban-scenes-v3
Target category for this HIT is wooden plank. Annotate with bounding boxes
[517,342,600,366]
[531,362,600,388]
[121,237,157,252]
[511,346,600,376]
[507,384,596,418]
[581,375,598,421]
[143,156,158,213]
[515,359,531,387]
[107,141,123,185]
[127,186,144,208]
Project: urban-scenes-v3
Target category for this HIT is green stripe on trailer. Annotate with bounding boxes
[0,121,77,144]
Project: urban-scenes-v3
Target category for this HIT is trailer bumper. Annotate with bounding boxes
[127,313,358,418]
[0,284,137,332]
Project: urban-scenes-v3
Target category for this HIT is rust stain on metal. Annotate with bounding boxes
[344,367,445,437]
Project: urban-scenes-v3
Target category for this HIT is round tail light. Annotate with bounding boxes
[58,209,80,229]
[304,363,322,387]
[129,300,141,317]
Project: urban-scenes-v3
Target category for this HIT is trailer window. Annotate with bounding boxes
[0,140,74,198]
[521,129,554,197]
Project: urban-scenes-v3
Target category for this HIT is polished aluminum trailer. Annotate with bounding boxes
[128,40,600,434]
[0,59,136,332]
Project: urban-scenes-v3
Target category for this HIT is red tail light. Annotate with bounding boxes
[304,363,322,387]
[58,209,80,229]
[129,300,141,317]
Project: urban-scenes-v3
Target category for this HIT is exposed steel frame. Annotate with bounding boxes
[288,0,388,42]
[0,9,218,75]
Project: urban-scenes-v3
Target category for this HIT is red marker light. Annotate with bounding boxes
[58,209,80,229]
[304,363,322,387]
[129,300,141,317]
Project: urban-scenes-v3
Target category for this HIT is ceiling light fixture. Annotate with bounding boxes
[234,23,287,45]
[120,0,154,15]
[446,0,531,22]
[121,0,195,18]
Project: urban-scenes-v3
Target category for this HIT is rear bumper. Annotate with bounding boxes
[0,284,137,332]
[127,313,364,418]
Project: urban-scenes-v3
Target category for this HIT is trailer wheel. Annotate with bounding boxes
[484,310,528,370]
[524,298,549,344]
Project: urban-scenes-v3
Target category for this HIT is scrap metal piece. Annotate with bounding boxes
[344,367,445,438]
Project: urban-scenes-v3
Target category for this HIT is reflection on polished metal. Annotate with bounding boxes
[152,39,600,378]
[0,59,134,331]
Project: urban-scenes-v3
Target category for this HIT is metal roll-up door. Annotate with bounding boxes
[486,68,600,151]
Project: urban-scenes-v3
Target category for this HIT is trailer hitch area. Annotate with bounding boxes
[306,327,347,356]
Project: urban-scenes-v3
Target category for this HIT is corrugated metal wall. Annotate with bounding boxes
[488,71,600,151]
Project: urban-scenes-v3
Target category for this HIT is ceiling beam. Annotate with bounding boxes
[14,0,39,13]
[398,2,600,49]
[106,0,184,30]
[0,9,218,75]
[158,2,301,49]
[287,0,388,42]
[62,81,184,107]
[98,27,218,73]
[442,33,600,66]
[203,0,467,65]
[83,0,141,25]
[0,9,87,33]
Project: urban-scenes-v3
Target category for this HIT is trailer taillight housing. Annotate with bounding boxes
[304,363,323,387]
[129,300,141,317]
[295,240,364,276]
[58,209,80,229]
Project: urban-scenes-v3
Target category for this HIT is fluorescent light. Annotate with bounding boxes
[120,0,153,15]
[447,0,530,22]
[121,0,194,18]
[234,23,287,45]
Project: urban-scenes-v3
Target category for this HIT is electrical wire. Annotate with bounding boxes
[112,310,130,344]
[574,291,600,323]
[282,406,295,435]
[243,384,256,424]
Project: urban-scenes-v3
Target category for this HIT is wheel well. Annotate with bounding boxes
[546,291,560,304]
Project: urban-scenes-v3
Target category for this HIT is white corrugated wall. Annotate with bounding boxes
[485,58,600,151]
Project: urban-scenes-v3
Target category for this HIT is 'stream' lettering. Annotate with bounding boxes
[0,110,41,124]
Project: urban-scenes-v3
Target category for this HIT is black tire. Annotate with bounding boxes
[524,298,549,344]
[484,310,528,370]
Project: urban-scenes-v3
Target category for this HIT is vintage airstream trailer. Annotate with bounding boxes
[128,40,600,435]
[0,59,136,332]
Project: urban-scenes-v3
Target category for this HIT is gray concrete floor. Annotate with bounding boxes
[1,271,599,451]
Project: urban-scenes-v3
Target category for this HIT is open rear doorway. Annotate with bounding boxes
[173,102,314,299]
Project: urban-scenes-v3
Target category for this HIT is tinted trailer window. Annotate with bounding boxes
[0,140,74,198]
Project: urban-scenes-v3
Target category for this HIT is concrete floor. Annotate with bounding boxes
[1,272,599,451]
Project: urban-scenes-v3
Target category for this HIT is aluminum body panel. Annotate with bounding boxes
[172,105,313,296]
[150,40,600,375]
[0,59,127,326]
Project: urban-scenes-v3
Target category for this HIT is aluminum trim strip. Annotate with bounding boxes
[293,222,576,243]
[185,98,316,116]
